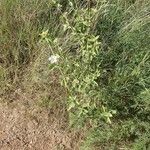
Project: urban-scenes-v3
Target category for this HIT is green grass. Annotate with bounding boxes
[0,0,150,149]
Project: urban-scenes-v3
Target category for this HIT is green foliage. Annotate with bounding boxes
[44,2,117,127]
[61,8,114,125]
[81,119,150,149]
[1,0,150,149]
[44,0,150,149]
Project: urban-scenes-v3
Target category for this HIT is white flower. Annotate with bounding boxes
[48,54,60,64]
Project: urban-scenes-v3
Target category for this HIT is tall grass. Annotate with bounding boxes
[0,0,150,149]
[0,0,59,93]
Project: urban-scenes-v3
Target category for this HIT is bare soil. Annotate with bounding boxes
[0,89,83,150]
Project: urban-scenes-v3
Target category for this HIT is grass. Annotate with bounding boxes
[0,0,150,149]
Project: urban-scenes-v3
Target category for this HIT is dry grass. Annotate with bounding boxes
[0,0,150,149]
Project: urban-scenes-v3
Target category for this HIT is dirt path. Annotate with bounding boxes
[0,92,82,150]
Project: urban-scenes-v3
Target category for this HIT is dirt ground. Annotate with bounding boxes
[0,89,83,150]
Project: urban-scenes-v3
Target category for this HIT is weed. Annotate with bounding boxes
[1,0,150,149]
